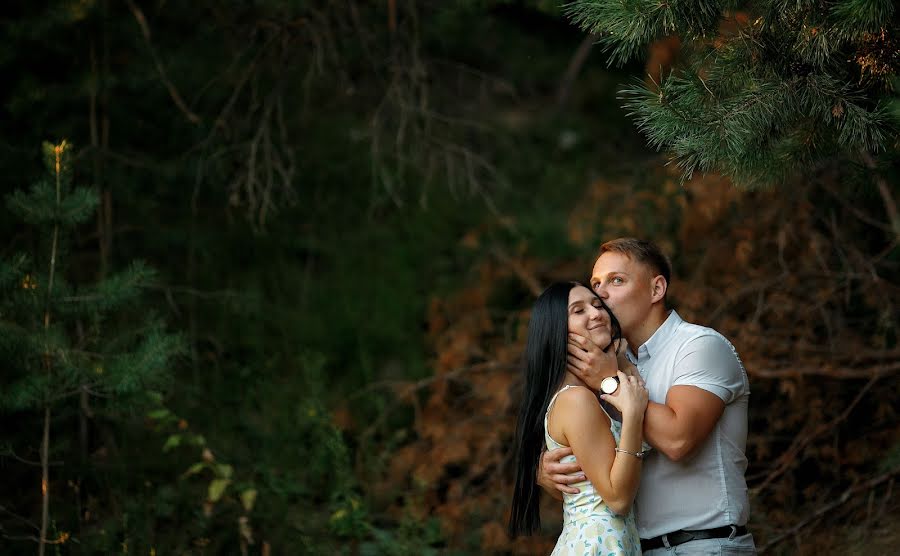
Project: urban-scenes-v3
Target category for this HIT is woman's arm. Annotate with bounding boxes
[552,381,646,515]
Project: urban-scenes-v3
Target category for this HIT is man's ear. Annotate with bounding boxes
[650,275,667,304]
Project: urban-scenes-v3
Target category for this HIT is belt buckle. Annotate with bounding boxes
[728,524,738,540]
[661,534,671,549]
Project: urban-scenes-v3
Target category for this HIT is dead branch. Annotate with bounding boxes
[748,361,900,379]
[349,361,515,401]
[490,245,542,297]
[388,0,397,33]
[750,373,880,493]
[0,504,40,531]
[860,151,900,242]
[819,176,894,234]
[126,0,201,125]
[0,448,63,467]
[758,466,900,553]
[556,33,599,110]
[227,85,297,230]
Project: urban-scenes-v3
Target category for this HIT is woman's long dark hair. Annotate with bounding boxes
[508,281,621,538]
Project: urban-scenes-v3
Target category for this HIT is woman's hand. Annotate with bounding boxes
[599,371,648,421]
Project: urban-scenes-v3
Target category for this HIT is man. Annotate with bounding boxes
[538,238,755,554]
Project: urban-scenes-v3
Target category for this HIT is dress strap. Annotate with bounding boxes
[545,384,590,439]
[546,384,579,417]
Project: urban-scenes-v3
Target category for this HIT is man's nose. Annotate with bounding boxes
[594,284,609,298]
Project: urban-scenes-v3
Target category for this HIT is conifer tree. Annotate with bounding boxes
[567,0,899,194]
[0,141,183,554]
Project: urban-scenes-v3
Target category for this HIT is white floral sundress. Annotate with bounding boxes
[545,385,642,556]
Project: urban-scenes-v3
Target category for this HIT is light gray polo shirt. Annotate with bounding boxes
[628,311,750,539]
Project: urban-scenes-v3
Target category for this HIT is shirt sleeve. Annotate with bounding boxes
[672,334,746,404]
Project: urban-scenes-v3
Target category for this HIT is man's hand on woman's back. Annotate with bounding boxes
[537,446,585,499]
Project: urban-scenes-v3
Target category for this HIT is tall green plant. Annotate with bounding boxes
[0,141,183,554]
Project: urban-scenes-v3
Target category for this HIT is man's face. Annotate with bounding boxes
[590,251,655,335]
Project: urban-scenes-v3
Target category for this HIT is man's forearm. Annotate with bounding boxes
[642,386,727,461]
[642,401,693,461]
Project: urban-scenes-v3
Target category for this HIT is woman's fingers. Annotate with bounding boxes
[616,371,632,391]
[599,393,622,410]
[603,372,647,414]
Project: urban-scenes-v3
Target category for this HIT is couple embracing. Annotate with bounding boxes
[510,238,755,555]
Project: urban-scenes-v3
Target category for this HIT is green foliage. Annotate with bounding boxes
[567,0,900,186]
[567,0,723,66]
[0,142,183,549]
[831,0,895,35]
[64,261,157,314]
[104,324,182,395]
[621,68,892,186]
[363,515,445,556]
[0,142,183,410]
[4,1,894,553]
[7,181,99,227]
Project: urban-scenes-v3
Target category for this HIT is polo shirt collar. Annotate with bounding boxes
[626,310,682,364]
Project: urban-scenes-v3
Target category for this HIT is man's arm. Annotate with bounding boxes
[644,335,743,461]
[642,386,724,461]
[569,332,743,462]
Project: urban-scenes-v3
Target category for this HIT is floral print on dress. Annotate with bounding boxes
[545,385,642,556]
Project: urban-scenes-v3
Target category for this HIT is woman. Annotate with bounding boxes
[509,282,648,555]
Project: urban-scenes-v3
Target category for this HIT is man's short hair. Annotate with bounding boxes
[599,238,672,287]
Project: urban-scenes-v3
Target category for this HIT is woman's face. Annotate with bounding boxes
[567,285,612,348]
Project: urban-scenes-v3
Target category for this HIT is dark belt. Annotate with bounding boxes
[640,525,747,551]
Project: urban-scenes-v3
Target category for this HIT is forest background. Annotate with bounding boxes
[1,1,898,555]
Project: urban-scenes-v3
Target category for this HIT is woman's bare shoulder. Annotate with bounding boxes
[555,386,608,422]
[552,386,612,447]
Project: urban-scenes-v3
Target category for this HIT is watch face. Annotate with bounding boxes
[600,376,619,395]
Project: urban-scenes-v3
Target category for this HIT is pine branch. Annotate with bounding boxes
[0,254,29,289]
[104,326,185,395]
[61,261,156,312]
[566,0,723,66]
[568,0,899,186]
